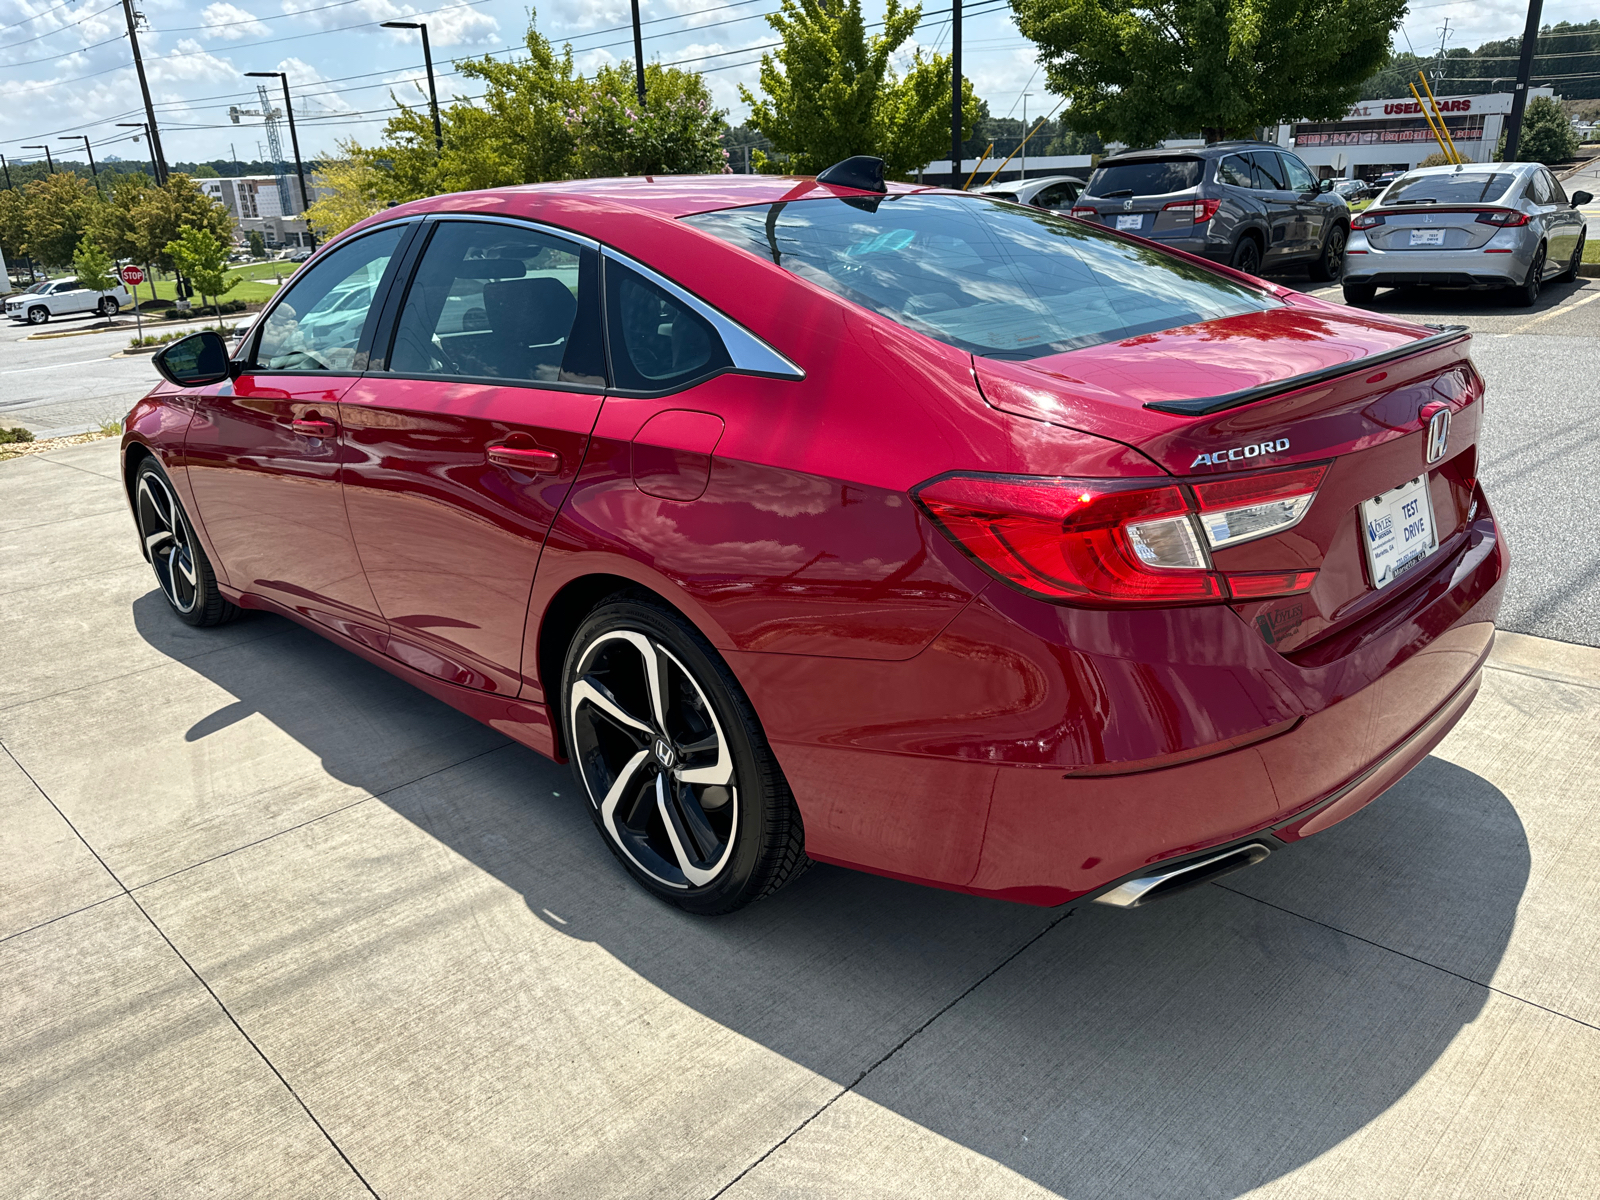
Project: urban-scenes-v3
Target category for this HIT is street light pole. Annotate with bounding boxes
[61,136,102,196]
[380,21,442,151]
[630,0,646,107]
[1020,94,1030,182]
[245,71,316,250]
[950,0,963,187]
[1502,0,1544,162]
[22,145,55,174]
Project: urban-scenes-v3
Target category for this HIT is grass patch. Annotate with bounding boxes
[0,426,36,445]
[1585,238,1599,264]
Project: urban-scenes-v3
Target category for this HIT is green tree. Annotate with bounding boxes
[567,62,730,176]
[247,230,266,257]
[306,140,388,237]
[22,172,106,267]
[71,237,117,298]
[0,186,28,274]
[164,225,236,332]
[1012,0,1407,145]
[740,0,979,177]
[128,174,233,272]
[1504,95,1581,164]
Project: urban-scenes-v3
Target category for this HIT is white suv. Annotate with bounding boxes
[5,277,133,325]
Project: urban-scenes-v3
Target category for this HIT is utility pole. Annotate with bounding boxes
[61,136,102,196]
[246,72,316,250]
[120,0,168,184]
[630,0,646,106]
[1502,0,1544,162]
[381,21,443,151]
[1,154,11,189]
[950,0,963,187]
[22,145,55,173]
[1021,93,1030,182]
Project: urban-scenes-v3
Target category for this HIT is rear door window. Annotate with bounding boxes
[683,193,1277,362]
[1085,158,1202,197]
[385,220,606,387]
[604,259,732,392]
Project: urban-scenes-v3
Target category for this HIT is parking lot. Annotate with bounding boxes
[3,275,1599,1197]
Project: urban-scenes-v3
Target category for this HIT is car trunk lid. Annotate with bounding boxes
[1362,208,1502,251]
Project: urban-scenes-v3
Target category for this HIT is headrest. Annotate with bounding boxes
[482,276,577,344]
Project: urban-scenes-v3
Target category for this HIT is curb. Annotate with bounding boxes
[1581,264,1600,278]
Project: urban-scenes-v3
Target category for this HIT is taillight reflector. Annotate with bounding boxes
[1069,207,1100,221]
[1226,570,1318,599]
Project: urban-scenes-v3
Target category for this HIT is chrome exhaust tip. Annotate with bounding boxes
[1092,842,1273,908]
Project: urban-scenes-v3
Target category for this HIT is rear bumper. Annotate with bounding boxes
[1344,244,1531,289]
[735,501,1507,905]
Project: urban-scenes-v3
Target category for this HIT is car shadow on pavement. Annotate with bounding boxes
[137,598,1529,1198]
[1284,271,1589,317]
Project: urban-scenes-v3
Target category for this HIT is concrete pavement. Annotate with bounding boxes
[3,437,1599,1198]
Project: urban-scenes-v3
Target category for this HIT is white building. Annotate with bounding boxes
[1287,89,1556,179]
[199,175,315,249]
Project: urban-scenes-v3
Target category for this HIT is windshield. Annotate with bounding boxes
[682,194,1276,360]
[1380,172,1518,206]
[1084,158,1202,198]
[23,281,51,294]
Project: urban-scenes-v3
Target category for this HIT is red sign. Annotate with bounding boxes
[120,265,145,287]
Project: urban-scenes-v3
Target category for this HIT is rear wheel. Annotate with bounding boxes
[563,596,807,914]
[133,459,238,627]
[1510,245,1546,308]
[1342,281,1377,305]
[1229,235,1262,276]
[27,306,48,325]
[1308,224,1348,281]
[1556,230,1585,283]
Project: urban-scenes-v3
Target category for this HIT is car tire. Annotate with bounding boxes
[133,459,239,628]
[1308,224,1348,282]
[1342,282,1377,305]
[27,306,48,325]
[1510,245,1546,308]
[1229,235,1263,276]
[99,297,120,317]
[562,595,808,915]
[1556,230,1585,283]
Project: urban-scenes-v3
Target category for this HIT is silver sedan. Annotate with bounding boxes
[972,174,1087,211]
[1343,160,1591,307]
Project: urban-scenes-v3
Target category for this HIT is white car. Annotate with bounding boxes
[5,277,133,324]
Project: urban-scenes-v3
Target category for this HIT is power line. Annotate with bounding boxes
[0,0,91,36]
[0,0,121,50]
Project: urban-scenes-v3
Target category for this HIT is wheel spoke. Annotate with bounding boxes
[144,528,173,553]
[597,748,652,829]
[655,773,720,887]
[171,548,197,586]
[571,676,654,738]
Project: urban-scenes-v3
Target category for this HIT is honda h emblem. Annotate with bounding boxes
[1123,199,1134,211]
[1424,407,1451,464]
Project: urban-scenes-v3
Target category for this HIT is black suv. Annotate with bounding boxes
[1069,142,1350,280]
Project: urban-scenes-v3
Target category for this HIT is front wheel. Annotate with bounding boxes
[1308,224,1348,281]
[99,297,120,317]
[133,459,239,627]
[1510,245,1546,308]
[562,597,807,914]
[27,306,48,325]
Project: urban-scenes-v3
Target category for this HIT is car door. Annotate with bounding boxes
[1538,168,1580,269]
[337,217,608,695]
[1276,152,1325,256]
[1248,152,1301,263]
[182,222,412,648]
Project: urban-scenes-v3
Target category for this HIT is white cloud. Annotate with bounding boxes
[150,38,241,84]
[201,3,270,40]
[423,1,500,47]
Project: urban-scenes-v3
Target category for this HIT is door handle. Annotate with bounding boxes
[487,444,562,473]
[291,417,336,438]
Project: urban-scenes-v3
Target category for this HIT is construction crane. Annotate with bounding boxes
[229,86,293,215]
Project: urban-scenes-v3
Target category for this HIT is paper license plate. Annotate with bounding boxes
[1360,475,1438,590]
[1116,214,1143,231]
[1408,228,1445,246]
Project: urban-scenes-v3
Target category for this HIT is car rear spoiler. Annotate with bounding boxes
[1144,324,1470,416]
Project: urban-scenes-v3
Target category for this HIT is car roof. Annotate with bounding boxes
[974,174,1084,195]
[1097,142,1277,164]
[1388,161,1534,178]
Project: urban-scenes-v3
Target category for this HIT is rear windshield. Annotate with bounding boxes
[681,194,1276,361]
[1084,158,1202,197]
[1381,172,1518,206]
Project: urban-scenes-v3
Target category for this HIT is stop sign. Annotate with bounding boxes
[120,265,145,287]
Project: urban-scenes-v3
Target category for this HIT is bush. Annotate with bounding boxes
[0,426,36,444]
[162,299,247,320]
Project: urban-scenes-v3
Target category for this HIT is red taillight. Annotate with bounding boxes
[1069,207,1100,221]
[912,474,1223,606]
[1475,208,1530,228]
[1351,212,1385,230]
[1227,571,1318,600]
[1192,463,1328,551]
[1163,198,1222,224]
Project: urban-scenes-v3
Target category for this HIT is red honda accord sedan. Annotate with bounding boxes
[124,157,1504,914]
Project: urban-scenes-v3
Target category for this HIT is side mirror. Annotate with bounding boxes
[1572,191,1593,207]
[1319,178,1335,193]
[152,330,233,388]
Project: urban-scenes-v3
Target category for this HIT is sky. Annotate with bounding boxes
[0,0,1588,171]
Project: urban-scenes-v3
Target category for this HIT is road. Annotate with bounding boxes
[2,276,1594,645]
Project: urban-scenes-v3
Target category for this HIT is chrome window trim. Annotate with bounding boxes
[423,211,602,252]
[601,245,805,382]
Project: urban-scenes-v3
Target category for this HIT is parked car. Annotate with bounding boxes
[1344,161,1591,306]
[125,160,1503,915]
[1069,142,1351,280]
[973,174,1087,211]
[1332,179,1372,202]
[5,276,132,324]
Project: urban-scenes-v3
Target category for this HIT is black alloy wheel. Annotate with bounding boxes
[133,460,238,627]
[1557,230,1586,283]
[1229,236,1262,276]
[563,597,807,914]
[1510,245,1546,308]
[1309,224,1347,282]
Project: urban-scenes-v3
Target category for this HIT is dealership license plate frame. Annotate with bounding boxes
[1116,214,1143,231]
[1360,474,1439,590]
[1408,228,1446,246]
